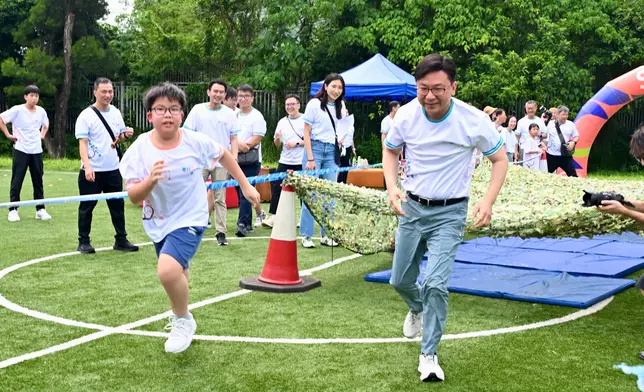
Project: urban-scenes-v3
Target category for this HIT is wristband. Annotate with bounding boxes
[307,159,314,162]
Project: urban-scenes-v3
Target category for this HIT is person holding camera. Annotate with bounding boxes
[597,124,644,360]
[545,105,578,177]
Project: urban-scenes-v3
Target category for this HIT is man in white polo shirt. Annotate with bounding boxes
[516,100,546,165]
[546,105,579,177]
[184,78,240,246]
[0,85,51,222]
[75,77,138,254]
[383,54,508,383]
[381,100,400,146]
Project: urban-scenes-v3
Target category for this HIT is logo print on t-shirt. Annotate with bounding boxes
[142,204,155,220]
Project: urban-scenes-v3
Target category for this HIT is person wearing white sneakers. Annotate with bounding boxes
[264,94,305,229]
[121,83,260,353]
[300,73,348,248]
[0,85,52,222]
[383,54,508,382]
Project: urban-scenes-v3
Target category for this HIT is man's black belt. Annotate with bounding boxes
[406,192,467,207]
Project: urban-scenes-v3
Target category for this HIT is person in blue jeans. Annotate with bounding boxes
[300,73,348,248]
[383,54,508,382]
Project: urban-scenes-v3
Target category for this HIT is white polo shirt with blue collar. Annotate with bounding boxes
[385,97,503,200]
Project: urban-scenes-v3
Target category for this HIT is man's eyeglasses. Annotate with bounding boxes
[285,103,299,107]
[151,106,182,115]
[238,95,252,100]
[417,86,448,96]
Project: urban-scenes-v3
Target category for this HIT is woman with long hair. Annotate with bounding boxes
[299,73,348,248]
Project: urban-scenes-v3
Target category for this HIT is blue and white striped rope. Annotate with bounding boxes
[0,163,383,209]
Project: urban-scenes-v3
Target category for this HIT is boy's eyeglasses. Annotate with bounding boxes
[150,106,182,115]
[238,95,252,100]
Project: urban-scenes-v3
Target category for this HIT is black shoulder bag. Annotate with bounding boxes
[90,106,123,160]
[555,121,575,157]
[322,105,342,165]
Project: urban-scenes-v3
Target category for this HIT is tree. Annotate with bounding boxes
[1,0,110,158]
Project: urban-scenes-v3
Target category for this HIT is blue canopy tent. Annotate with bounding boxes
[309,54,416,100]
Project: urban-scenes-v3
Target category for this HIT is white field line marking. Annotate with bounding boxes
[108,296,614,344]
[0,241,358,369]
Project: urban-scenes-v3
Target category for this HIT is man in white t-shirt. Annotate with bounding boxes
[184,78,240,246]
[264,94,305,227]
[74,77,138,254]
[0,85,51,222]
[235,84,267,237]
[381,101,400,146]
[546,105,579,177]
[383,54,508,382]
[516,100,546,165]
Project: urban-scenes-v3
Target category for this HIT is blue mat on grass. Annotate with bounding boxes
[364,260,635,308]
[365,233,644,308]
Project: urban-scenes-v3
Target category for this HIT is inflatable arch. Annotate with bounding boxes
[573,65,644,177]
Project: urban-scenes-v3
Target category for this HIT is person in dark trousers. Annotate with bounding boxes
[545,105,579,177]
[74,77,139,254]
[0,85,52,222]
[263,94,305,228]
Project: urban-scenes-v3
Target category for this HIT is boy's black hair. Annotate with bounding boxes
[143,83,187,111]
[284,93,301,104]
[208,78,227,91]
[24,85,40,95]
[237,84,254,96]
[225,87,237,100]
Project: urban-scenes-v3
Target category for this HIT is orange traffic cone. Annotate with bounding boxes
[239,184,321,293]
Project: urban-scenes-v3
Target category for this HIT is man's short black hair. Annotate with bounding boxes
[24,85,40,95]
[143,83,187,111]
[208,78,227,91]
[237,84,254,96]
[94,77,112,90]
[225,87,237,100]
[285,93,301,104]
[415,54,456,83]
[389,101,400,110]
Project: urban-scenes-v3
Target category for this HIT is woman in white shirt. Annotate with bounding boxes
[505,115,518,162]
[300,73,347,248]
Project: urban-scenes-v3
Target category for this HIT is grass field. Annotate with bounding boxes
[1,167,644,391]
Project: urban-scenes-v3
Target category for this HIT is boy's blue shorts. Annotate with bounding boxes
[153,226,206,269]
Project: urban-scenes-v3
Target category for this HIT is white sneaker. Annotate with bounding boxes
[163,315,197,353]
[8,210,20,222]
[403,310,422,338]
[320,236,338,247]
[302,236,315,248]
[255,210,267,227]
[262,215,275,228]
[418,354,444,382]
[35,209,52,220]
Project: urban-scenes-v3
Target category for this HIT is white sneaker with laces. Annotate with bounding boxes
[418,354,444,382]
[262,215,275,228]
[320,236,338,247]
[35,209,52,220]
[302,236,315,248]
[255,210,267,227]
[8,210,20,222]
[403,310,422,338]
[164,315,197,353]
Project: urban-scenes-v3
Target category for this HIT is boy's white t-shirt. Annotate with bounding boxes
[75,105,126,172]
[0,105,49,154]
[381,115,393,135]
[303,99,348,144]
[183,103,239,167]
[275,115,305,165]
[237,108,267,162]
[385,98,503,199]
[119,129,224,243]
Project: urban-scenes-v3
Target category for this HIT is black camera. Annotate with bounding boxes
[582,190,634,207]
[540,105,552,122]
